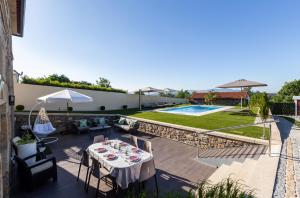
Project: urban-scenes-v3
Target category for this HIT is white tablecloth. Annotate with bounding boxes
[87,139,152,189]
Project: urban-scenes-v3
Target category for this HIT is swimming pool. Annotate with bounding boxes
[156,105,231,116]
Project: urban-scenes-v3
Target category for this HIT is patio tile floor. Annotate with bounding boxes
[11,129,215,198]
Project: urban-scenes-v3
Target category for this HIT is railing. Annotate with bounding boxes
[197,119,280,157]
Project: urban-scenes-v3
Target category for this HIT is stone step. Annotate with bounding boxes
[198,145,267,159]
[208,154,277,198]
[208,161,244,183]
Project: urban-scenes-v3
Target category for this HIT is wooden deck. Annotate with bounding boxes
[12,129,215,198]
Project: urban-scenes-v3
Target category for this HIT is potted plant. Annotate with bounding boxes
[16,133,37,163]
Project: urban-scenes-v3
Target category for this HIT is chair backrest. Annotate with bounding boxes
[143,140,152,155]
[139,159,156,182]
[93,135,105,144]
[81,150,90,167]
[130,135,138,148]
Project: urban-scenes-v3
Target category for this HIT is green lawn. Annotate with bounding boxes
[126,108,269,139]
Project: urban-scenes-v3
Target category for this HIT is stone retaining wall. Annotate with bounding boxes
[137,120,259,149]
[15,113,262,149]
[14,113,119,136]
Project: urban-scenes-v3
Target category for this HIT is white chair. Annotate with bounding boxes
[143,140,152,155]
[139,159,158,196]
[130,135,138,148]
[93,135,105,144]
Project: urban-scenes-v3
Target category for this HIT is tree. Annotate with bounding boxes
[159,92,175,97]
[176,90,191,99]
[250,92,270,139]
[96,77,111,88]
[204,92,217,105]
[46,74,70,83]
[271,80,300,103]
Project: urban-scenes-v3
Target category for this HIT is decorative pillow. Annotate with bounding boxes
[79,119,88,128]
[99,117,106,125]
[118,117,126,125]
[128,119,137,127]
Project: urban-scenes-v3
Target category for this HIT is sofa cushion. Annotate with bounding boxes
[118,117,127,125]
[94,117,105,125]
[30,161,53,175]
[127,119,137,127]
[120,125,130,131]
[79,119,88,128]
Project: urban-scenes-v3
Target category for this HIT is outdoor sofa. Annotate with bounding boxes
[113,117,139,133]
[71,117,110,134]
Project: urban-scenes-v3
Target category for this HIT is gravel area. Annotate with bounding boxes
[273,117,299,198]
[273,137,287,197]
[273,117,293,198]
[291,128,300,197]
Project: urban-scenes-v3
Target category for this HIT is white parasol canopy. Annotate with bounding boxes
[139,87,163,93]
[37,89,93,103]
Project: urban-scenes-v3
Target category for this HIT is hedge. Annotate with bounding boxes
[270,102,295,115]
[22,77,127,93]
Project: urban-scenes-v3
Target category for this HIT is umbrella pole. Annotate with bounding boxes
[240,87,243,110]
[139,89,142,111]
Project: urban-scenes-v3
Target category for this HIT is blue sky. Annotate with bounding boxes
[12,0,300,93]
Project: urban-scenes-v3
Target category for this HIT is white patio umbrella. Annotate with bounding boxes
[137,87,163,110]
[217,79,267,109]
[29,89,93,131]
[37,89,93,103]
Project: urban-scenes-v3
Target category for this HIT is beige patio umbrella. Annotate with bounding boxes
[138,87,163,110]
[217,79,267,109]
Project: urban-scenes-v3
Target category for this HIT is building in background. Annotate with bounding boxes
[192,91,248,106]
[0,0,25,197]
[293,96,300,117]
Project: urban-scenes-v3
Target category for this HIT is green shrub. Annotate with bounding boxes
[15,105,25,111]
[194,177,255,198]
[21,75,126,93]
[16,133,35,145]
[270,103,295,115]
[100,106,105,111]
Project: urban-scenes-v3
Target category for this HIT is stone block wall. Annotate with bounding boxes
[14,113,119,135]
[137,120,258,149]
[15,113,261,150]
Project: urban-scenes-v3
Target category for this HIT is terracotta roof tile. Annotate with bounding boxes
[192,92,248,99]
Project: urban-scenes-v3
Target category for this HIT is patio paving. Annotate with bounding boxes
[11,129,215,198]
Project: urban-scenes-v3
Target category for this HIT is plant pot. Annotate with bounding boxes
[17,141,37,164]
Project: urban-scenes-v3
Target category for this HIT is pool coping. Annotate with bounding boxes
[153,105,234,116]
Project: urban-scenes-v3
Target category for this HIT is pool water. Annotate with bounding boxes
[157,105,223,116]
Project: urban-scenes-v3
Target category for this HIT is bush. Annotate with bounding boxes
[15,105,25,111]
[67,106,73,112]
[100,106,105,111]
[21,75,126,93]
[270,102,295,115]
[194,177,255,198]
[122,105,128,110]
